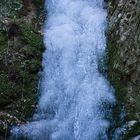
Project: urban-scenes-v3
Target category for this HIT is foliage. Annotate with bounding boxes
[0,0,44,138]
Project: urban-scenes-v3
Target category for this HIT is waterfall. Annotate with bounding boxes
[10,0,116,139]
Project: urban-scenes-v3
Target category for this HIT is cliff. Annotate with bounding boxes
[107,0,140,139]
[0,0,44,139]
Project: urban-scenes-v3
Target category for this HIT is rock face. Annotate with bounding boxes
[0,0,44,138]
[107,0,140,138]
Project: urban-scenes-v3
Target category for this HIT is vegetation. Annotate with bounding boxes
[107,1,140,136]
[0,0,44,138]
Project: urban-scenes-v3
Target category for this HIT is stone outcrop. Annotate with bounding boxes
[107,0,140,139]
[0,0,45,138]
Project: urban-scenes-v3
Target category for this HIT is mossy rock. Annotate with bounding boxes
[0,32,7,52]
[0,0,44,139]
[33,0,44,10]
[0,19,44,140]
[0,0,23,18]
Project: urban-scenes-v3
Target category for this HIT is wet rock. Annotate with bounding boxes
[0,0,44,138]
[107,0,140,138]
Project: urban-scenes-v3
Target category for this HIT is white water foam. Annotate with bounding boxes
[10,0,116,140]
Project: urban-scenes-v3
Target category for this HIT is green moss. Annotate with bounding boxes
[107,41,127,101]
[107,37,140,139]
[0,0,44,138]
[20,22,43,47]
[107,41,127,138]
[0,17,44,140]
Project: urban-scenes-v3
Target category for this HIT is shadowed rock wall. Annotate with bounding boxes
[107,0,140,139]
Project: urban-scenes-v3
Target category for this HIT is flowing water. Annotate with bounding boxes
[10,0,116,139]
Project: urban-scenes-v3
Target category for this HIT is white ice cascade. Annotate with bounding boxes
[10,0,116,140]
